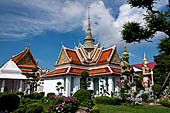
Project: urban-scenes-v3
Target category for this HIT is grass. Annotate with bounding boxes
[97,104,170,113]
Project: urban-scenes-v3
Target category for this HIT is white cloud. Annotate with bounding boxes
[0,0,168,42]
[82,1,146,48]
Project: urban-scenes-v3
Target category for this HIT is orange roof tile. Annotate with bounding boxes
[97,48,113,64]
[89,67,110,75]
[46,68,68,75]
[18,65,37,69]
[12,48,27,62]
[69,67,111,75]
[20,69,33,72]
[111,68,121,74]
[12,48,37,65]
[65,49,81,64]
[69,68,87,74]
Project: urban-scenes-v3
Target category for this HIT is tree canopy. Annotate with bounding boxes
[121,0,169,43]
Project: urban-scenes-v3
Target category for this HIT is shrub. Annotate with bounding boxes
[25,103,44,113]
[80,99,94,108]
[39,92,45,98]
[160,99,170,108]
[90,105,99,113]
[95,96,120,105]
[73,89,91,103]
[47,92,55,98]
[0,93,20,112]
[141,93,148,102]
[152,84,162,97]
[14,107,26,113]
[16,92,24,97]
[48,96,79,113]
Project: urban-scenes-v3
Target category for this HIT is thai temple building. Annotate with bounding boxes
[0,46,40,93]
[42,9,122,97]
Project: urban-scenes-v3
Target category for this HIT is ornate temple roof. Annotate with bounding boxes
[11,46,38,72]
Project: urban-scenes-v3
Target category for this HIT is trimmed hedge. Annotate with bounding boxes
[24,92,45,99]
[0,93,20,112]
[73,90,91,103]
[47,92,55,98]
[95,96,120,105]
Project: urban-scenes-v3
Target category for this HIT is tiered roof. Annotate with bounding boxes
[11,47,38,72]
[43,44,121,78]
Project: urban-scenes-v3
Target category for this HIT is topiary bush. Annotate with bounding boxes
[47,92,55,98]
[73,90,91,103]
[141,93,148,102]
[0,93,20,112]
[95,96,120,105]
[25,103,44,113]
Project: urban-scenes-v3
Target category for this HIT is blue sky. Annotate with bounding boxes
[0,0,168,70]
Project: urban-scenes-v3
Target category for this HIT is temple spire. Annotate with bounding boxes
[124,43,127,52]
[143,52,148,64]
[83,7,95,52]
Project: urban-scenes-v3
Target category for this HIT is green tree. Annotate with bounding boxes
[121,0,169,43]
[80,71,90,90]
[24,68,40,94]
[121,0,170,92]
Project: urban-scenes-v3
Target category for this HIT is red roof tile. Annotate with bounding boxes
[46,68,68,75]
[97,48,113,64]
[69,67,111,75]
[111,68,121,74]
[89,67,110,75]
[65,49,81,64]
[12,48,37,65]
[18,65,37,69]
[20,69,33,72]
[133,62,156,70]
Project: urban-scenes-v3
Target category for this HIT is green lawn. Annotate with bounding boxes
[97,104,170,113]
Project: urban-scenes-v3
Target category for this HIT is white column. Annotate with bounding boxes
[151,70,154,86]
[1,80,5,92]
[19,80,23,92]
[65,76,71,97]
[108,76,113,97]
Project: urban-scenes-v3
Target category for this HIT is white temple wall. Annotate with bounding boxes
[43,77,64,96]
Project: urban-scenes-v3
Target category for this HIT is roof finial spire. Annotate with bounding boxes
[28,42,31,49]
[88,6,91,31]
[83,7,95,52]
[144,52,146,59]
[124,43,127,52]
